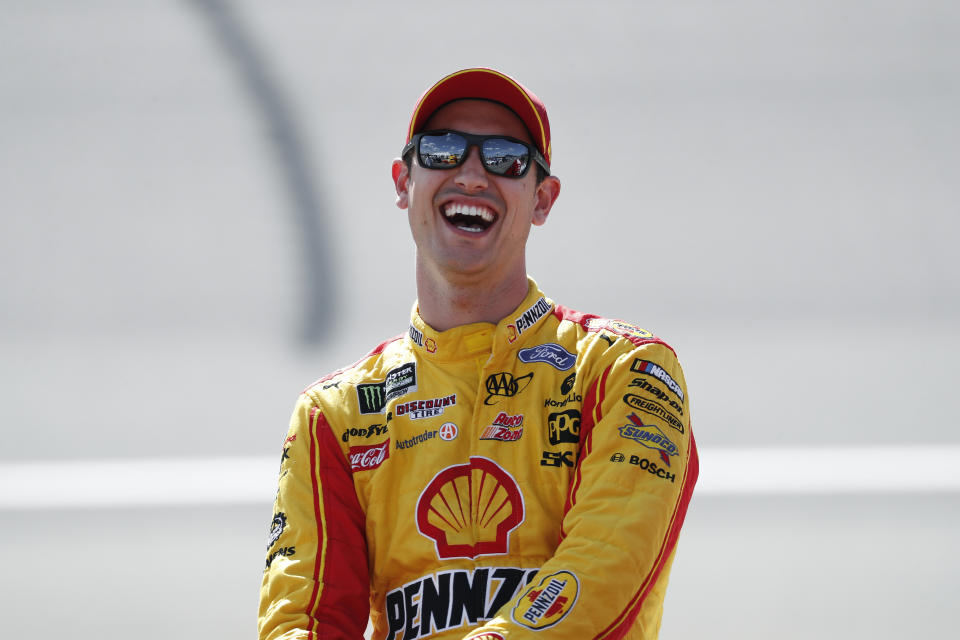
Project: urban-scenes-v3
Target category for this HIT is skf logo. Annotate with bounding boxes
[484,372,533,405]
[416,457,524,559]
[512,570,579,630]
[540,450,574,467]
[480,412,524,442]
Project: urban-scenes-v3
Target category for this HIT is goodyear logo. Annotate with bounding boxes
[512,570,579,630]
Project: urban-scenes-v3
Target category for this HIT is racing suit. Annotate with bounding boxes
[259,279,698,640]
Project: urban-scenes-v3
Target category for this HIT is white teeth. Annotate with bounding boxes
[444,203,495,222]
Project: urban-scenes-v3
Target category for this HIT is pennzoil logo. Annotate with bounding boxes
[512,570,580,630]
[484,372,533,405]
[416,457,524,559]
[385,567,537,640]
[408,324,424,347]
[512,297,552,337]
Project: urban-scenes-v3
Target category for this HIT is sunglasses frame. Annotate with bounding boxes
[402,129,551,178]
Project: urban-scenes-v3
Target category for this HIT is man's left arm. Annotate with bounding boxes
[471,341,698,639]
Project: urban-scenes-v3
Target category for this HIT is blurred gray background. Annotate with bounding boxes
[1,1,958,638]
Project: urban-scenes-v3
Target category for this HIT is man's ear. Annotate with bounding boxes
[392,159,410,210]
[531,175,561,226]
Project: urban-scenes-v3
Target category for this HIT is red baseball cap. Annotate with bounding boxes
[406,68,552,168]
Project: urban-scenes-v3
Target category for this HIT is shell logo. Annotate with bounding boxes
[416,457,524,559]
[512,570,580,630]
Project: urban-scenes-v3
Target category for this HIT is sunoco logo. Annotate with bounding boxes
[512,570,579,630]
[618,413,679,465]
[483,372,533,405]
[385,567,538,640]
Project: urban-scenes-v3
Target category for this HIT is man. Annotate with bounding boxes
[259,68,698,640]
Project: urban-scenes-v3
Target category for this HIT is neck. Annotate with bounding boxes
[415,261,530,332]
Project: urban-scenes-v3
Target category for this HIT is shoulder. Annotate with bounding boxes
[300,333,414,408]
[552,303,680,361]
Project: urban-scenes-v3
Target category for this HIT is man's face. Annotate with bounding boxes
[393,99,560,283]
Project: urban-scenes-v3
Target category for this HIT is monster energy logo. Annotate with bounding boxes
[357,382,386,414]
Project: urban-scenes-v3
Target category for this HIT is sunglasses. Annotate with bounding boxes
[402,130,550,178]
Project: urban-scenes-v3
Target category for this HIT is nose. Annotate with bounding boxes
[454,146,489,192]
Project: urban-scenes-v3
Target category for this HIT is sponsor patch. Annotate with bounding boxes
[357,382,386,414]
[396,429,438,450]
[480,412,524,442]
[385,362,417,401]
[512,570,580,630]
[425,337,438,353]
[518,343,575,370]
[417,457,524,559]
[385,567,538,640]
[610,453,677,482]
[630,358,684,402]
[547,410,581,445]
[395,394,457,420]
[512,297,552,337]
[438,422,459,441]
[341,424,388,443]
[265,545,296,569]
[560,372,576,395]
[622,394,684,433]
[409,324,424,347]
[540,450,574,467]
[349,440,390,472]
[629,377,683,415]
[266,512,286,549]
[543,392,581,409]
[484,372,534,405]
[618,413,679,465]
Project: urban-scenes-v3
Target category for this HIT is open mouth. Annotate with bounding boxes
[442,202,497,233]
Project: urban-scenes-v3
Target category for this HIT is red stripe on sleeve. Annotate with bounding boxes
[596,430,700,640]
[304,408,371,638]
[560,365,610,539]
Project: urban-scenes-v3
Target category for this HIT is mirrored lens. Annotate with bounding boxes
[481,138,530,177]
[418,133,467,168]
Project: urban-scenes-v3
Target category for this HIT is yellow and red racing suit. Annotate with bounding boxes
[259,279,698,640]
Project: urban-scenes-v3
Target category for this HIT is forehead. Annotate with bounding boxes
[421,99,532,142]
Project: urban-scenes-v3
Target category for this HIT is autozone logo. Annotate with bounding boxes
[349,440,390,472]
[385,567,538,640]
[480,412,524,441]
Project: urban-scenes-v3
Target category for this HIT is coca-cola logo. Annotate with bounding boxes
[349,440,390,472]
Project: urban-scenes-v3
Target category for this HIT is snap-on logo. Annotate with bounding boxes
[416,457,524,559]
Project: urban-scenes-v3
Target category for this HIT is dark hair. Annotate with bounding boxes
[401,150,549,185]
